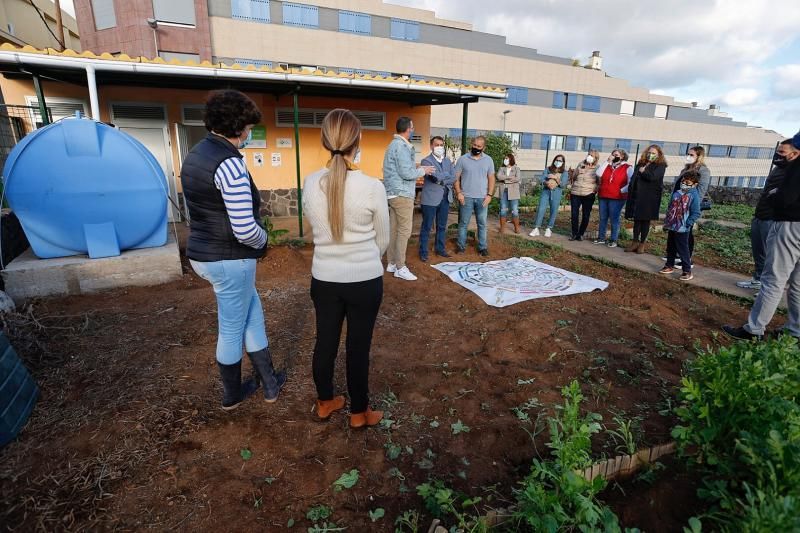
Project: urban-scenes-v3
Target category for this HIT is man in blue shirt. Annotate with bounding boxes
[418,136,456,261]
[454,136,496,256]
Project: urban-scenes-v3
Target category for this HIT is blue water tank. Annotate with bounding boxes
[2,116,168,259]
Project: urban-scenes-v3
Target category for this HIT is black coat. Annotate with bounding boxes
[625,162,667,221]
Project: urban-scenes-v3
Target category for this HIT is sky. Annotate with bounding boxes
[387,0,800,137]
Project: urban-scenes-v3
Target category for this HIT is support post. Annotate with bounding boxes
[460,101,469,155]
[32,74,49,126]
[293,90,304,238]
[85,65,100,120]
[634,143,640,166]
[54,0,66,51]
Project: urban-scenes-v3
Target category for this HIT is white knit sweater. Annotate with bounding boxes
[303,168,390,283]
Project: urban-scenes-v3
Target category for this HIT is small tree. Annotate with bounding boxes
[483,133,514,172]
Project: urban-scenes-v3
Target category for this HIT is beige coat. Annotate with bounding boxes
[569,163,599,197]
[494,165,521,200]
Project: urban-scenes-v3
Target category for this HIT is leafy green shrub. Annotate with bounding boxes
[672,336,800,529]
[416,480,487,532]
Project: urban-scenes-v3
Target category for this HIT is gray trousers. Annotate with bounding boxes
[745,222,800,336]
[750,218,774,281]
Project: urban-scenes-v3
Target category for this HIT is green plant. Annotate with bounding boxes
[606,414,639,456]
[306,505,332,522]
[261,215,289,246]
[240,448,253,461]
[369,508,385,522]
[394,509,421,533]
[307,522,345,533]
[451,420,470,435]
[332,469,359,492]
[482,132,514,173]
[417,480,487,533]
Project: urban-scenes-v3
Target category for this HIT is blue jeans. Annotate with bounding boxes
[420,194,450,257]
[458,197,488,251]
[190,259,268,364]
[597,198,626,242]
[534,188,562,229]
[499,189,519,218]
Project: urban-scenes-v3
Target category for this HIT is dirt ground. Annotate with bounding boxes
[0,228,759,532]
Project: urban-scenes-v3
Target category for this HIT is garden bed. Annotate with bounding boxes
[0,230,763,531]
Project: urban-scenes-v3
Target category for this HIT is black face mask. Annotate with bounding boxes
[470,147,482,156]
[612,156,621,163]
[773,152,788,168]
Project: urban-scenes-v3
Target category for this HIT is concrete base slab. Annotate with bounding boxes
[1,233,183,301]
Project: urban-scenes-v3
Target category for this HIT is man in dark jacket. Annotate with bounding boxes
[736,139,799,290]
[724,131,800,341]
[418,136,456,261]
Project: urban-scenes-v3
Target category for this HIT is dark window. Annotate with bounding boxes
[582,95,601,112]
[339,11,371,34]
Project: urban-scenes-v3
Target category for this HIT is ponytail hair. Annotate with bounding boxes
[320,109,362,242]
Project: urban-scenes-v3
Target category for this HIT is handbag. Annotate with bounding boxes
[700,196,713,211]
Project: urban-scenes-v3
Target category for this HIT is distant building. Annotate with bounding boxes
[69,1,791,189]
[0,0,79,50]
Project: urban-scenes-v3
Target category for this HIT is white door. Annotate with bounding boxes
[111,103,180,221]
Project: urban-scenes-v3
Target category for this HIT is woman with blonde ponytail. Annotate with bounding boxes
[302,108,390,429]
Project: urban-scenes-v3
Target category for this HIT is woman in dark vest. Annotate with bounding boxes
[181,90,286,410]
[624,144,668,253]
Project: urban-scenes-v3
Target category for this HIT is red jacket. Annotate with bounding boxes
[598,163,630,200]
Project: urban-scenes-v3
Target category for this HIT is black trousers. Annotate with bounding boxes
[666,231,692,273]
[633,220,651,243]
[570,193,596,238]
[310,276,383,414]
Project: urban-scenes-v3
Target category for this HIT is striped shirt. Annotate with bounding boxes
[213,157,267,249]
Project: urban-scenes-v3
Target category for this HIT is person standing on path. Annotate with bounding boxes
[303,108,391,428]
[723,132,800,342]
[529,154,567,238]
[567,150,600,241]
[594,148,633,248]
[419,136,456,260]
[454,136,496,256]
[736,139,800,290]
[382,116,434,281]
[658,170,702,281]
[181,89,286,410]
[624,145,667,254]
[495,153,522,234]
[669,146,712,265]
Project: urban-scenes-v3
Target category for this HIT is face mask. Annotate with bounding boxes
[685,155,697,164]
[238,129,252,149]
[471,146,482,156]
[353,148,362,164]
[433,146,445,158]
[773,151,789,168]
[612,156,621,163]
[680,183,695,191]
[503,158,510,166]
[647,153,657,162]
[554,160,563,168]
[585,155,595,164]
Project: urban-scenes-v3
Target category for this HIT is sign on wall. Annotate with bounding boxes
[248,125,267,148]
[276,138,293,149]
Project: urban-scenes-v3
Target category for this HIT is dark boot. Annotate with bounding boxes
[512,217,521,234]
[218,361,259,411]
[248,347,287,403]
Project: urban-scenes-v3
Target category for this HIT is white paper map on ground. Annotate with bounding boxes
[432,257,609,307]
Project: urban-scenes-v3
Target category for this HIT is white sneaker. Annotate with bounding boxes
[394,266,417,281]
[386,263,397,273]
[529,228,540,237]
[544,228,552,238]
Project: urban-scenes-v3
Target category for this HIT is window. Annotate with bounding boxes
[582,95,601,113]
[758,176,767,188]
[679,143,690,155]
[91,0,116,30]
[649,140,665,148]
[620,100,635,116]
[736,176,745,187]
[585,137,603,151]
[552,92,564,109]
[234,58,273,68]
[708,145,728,157]
[275,107,385,130]
[339,11,371,34]
[521,133,533,150]
[548,135,566,150]
[181,105,205,125]
[552,92,576,110]
[565,136,584,151]
[26,96,88,126]
[540,134,550,150]
[153,0,196,26]
[391,19,419,41]
[505,132,521,148]
[160,51,201,63]
[566,93,577,110]
[615,139,632,152]
[283,3,319,27]
[654,104,668,119]
[232,0,270,23]
[506,87,528,106]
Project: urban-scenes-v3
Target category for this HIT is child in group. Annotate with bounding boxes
[659,170,702,281]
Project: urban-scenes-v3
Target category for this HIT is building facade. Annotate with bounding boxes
[0,0,80,50]
[74,0,784,188]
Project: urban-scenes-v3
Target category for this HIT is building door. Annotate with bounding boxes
[110,103,180,221]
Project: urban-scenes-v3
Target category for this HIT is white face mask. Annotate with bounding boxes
[353,148,361,164]
[503,158,510,166]
[554,160,563,168]
[585,155,595,164]
[238,129,252,149]
[433,146,445,158]
[686,155,697,164]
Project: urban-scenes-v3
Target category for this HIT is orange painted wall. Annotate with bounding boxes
[0,77,432,191]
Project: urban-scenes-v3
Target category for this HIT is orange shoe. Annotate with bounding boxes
[349,408,384,429]
[316,396,346,420]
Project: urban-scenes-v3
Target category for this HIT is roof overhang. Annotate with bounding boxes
[0,47,507,107]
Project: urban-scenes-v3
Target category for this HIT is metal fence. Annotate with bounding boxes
[0,105,52,170]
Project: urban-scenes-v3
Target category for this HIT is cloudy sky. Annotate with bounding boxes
[387,0,800,137]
